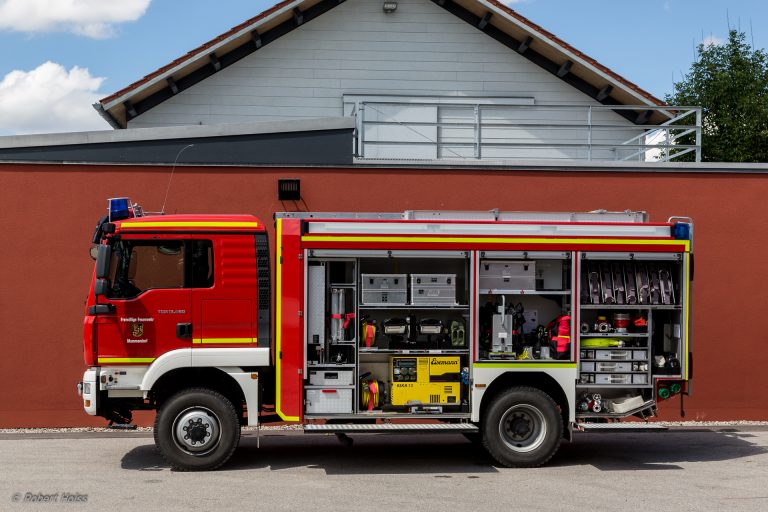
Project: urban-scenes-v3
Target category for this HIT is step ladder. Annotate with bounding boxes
[577,423,667,433]
[304,423,478,434]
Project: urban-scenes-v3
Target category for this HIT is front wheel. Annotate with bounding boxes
[154,388,240,471]
[482,387,563,467]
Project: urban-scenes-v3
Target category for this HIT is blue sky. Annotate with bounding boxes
[0,0,765,134]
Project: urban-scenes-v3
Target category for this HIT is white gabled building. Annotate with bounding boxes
[95,0,700,162]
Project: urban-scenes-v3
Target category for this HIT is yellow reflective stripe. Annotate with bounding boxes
[121,221,259,229]
[275,219,299,422]
[193,338,257,344]
[302,235,690,250]
[98,357,155,364]
[474,362,577,369]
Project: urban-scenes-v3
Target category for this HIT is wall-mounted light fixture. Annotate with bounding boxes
[383,1,398,13]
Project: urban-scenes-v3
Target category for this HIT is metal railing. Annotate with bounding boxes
[351,101,702,163]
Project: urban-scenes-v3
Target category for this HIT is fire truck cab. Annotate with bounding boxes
[80,199,693,471]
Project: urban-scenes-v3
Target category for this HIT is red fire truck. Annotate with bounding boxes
[79,198,693,470]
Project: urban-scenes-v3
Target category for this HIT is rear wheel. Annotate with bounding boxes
[482,387,562,467]
[154,388,240,471]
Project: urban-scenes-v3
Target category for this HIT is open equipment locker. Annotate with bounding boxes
[303,250,473,418]
[574,251,690,417]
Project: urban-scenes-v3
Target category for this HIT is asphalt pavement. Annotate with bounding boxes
[1,428,767,511]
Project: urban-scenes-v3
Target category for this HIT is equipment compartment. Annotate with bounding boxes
[307,254,471,418]
[358,353,470,414]
[576,253,689,416]
[650,309,685,378]
[580,260,681,306]
[478,254,572,361]
[306,260,357,367]
[305,388,354,414]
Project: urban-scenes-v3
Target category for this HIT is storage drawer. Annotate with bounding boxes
[479,261,536,291]
[581,373,650,385]
[581,362,633,373]
[305,388,353,414]
[594,373,632,385]
[592,349,648,361]
[594,349,632,361]
[308,369,354,386]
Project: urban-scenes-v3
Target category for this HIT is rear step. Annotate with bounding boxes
[304,423,478,433]
[577,423,667,432]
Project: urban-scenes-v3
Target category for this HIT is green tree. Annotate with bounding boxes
[666,30,768,162]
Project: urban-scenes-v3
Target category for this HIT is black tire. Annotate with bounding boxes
[154,388,240,471]
[481,386,563,468]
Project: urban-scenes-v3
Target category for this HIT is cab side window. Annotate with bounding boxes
[108,239,213,298]
[190,240,214,288]
[109,241,185,299]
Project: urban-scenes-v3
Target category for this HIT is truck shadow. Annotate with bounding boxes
[121,430,767,474]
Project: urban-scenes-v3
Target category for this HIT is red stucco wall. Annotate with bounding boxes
[1,162,766,426]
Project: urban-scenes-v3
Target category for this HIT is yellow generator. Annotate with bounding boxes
[390,356,461,406]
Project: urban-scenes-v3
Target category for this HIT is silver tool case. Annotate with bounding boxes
[479,261,536,291]
[410,274,457,305]
[361,274,407,305]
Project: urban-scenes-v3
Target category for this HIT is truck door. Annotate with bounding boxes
[190,235,258,353]
[95,236,192,365]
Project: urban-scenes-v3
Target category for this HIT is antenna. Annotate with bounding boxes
[161,143,195,215]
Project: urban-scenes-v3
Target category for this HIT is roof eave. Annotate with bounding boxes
[99,0,306,116]
[477,0,665,107]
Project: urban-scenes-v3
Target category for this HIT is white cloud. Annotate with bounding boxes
[0,0,151,38]
[0,61,110,135]
[701,34,724,47]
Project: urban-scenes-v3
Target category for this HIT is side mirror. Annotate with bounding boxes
[88,304,115,315]
[95,245,112,279]
[94,278,110,297]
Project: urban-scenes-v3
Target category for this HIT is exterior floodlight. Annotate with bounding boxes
[383,2,397,13]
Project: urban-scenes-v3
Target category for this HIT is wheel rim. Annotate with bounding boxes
[172,407,221,456]
[498,404,547,453]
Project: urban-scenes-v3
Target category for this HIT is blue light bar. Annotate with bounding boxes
[108,197,131,221]
[673,222,691,240]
